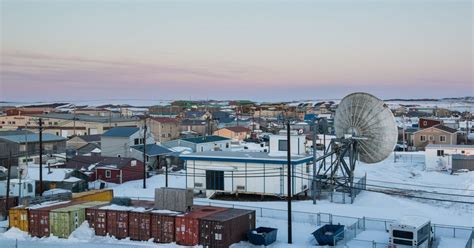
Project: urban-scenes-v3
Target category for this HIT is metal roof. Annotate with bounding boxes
[102,127,139,137]
[32,113,138,123]
[181,135,230,144]
[426,144,474,149]
[131,144,173,156]
[0,133,65,143]
[180,151,312,165]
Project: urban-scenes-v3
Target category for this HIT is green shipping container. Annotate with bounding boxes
[50,201,106,238]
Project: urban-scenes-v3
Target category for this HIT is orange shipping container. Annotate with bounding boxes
[72,189,113,202]
[9,207,29,232]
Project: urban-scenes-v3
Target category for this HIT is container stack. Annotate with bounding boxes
[7,188,257,247]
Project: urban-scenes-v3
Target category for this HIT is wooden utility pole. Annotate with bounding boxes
[5,151,12,213]
[143,118,147,189]
[286,121,292,244]
[39,118,44,196]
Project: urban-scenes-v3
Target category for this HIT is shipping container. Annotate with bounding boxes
[175,206,227,246]
[72,189,113,202]
[103,205,131,239]
[199,208,256,248]
[0,196,18,220]
[49,201,105,238]
[129,210,152,241]
[150,210,179,243]
[28,201,79,237]
[8,206,29,232]
[85,205,108,236]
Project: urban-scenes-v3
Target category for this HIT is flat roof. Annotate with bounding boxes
[180,151,312,165]
[426,144,474,149]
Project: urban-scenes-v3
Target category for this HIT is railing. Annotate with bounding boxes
[127,196,473,247]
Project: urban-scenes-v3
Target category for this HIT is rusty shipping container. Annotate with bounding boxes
[72,189,113,202]
[175,206,227,246]
[0,196,18,220]
[199,208,256,248]
[28,201,80,237]
[85,205,108,236]
[104,206,131,239]
[150,210,179,243]
[129,210,151,241]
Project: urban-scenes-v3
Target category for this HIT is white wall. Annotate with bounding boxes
[185,159,312,196]
[425,147,474,171]
[195,140,231,152]
[269,131,306,155]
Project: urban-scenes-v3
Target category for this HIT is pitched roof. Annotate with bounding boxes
[182,135,230,144]
[65,156,139,170]
[0,133,65,143]
[433,124,458,134]
[151,117,178,123]
[102,127,139,137]
[223,126,251,133]
[131,144,173,156]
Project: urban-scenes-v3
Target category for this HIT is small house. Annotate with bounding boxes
[163,135,231,153]
[213,126,251,141]
[413,124,458,150]
[101,127,154,158]
[425,144,474,171]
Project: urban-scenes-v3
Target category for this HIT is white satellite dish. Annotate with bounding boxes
[334,92,398,163]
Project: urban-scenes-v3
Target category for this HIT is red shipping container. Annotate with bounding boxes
[199,208,256,248]
[129,210,152,241]
[175,206,227,246]
[85,205,109,236]
[150,210,179,243]
[28,201,81,237]
[105,207,130,239]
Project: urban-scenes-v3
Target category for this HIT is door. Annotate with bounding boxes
[206,170,224,190]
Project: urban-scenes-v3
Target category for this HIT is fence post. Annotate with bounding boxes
[260,207,263,217]
[329,213,333,224]
[363,216,366,230]
[317,213,321,226]
[372,240,376,248]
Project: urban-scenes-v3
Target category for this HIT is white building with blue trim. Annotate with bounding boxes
[180,131,313,196]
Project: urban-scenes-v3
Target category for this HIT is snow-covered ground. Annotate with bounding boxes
[1,152,472,247]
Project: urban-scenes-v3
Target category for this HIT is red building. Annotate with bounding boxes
[419,118,443,129]
[64,156,144,184]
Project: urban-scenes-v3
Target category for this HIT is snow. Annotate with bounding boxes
[437,237,469,248]
[42,188,71,196]
[395,215,430,228]
[27,164,73,182]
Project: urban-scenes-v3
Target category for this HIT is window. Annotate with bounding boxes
[201,146,204,152]
[27,183,33,193]
[437,150,444,156]
[429,136,434,141]
[278,140,288,151]
[134,138,140,145]
[420,135,426,141]
[19,145,26,152]
[206,170,224,190]
[439,136,446,142]
[131,160,137,166]
[162,134,166,137]
[105,170,111,178]
[423,121,427,126]
[226,143,229,148]
[393,230,413,239]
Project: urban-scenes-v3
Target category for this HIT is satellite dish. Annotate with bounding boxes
[334,92,398,163]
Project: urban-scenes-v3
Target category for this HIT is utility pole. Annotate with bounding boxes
[312,118,318,205]
[5,151,12,214]
[143,118,147,189]
[402,115,406,152]
[286,121,292,244]
[39,118,43,196]
[165,159,168,187]
[73,105,76,136]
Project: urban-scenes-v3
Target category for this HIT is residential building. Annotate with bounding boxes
[213,126,251,141]
[27,164,88,193]
[424,144,474,171]
[0,113,140,137]
[67,134,101,150]
[149,117,179,143]
[163,135,231,152]
[0,131,66,178]
[268,130,306,156]
[130,144,173,170]
[418,117,442,129]
[413,124,458,150]
[100,127,154,158]
[180,119,215,136]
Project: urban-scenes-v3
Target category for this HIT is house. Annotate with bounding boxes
[67,134,101,150]
[163,135,231,153]
[179,132,312,196]
[418,117,442,129]
[27,164,88,193]
[130,144,173,170]
[94,157,144,184]
[101,127,154,158]
[213,126,251,141]
[268,130,306,156]
[179,119,216,136]
[424,144,474,171]
[64,155,144,183]
[183,111,211,120]
[149,117,180,143]
[0,131,66,178]
[413,124,458,150]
